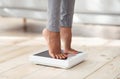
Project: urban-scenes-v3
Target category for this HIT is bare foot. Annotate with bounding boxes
[60,27,78,54]
[64,48,78,54]
[42,29,67,59]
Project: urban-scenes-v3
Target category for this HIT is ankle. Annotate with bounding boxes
[64,48,72,51]
[64,48,72,53]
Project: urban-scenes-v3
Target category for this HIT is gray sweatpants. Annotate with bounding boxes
[47,0,75,32]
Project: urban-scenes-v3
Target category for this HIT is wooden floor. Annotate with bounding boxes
[0,32,120,79]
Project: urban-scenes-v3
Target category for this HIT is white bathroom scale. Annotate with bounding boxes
[29,50,87,69]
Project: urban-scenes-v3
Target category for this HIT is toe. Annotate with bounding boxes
[61,54,65,59]
[57,53,67,59]
[62,54,68,59]
[60,54,66,59]
[58,54,62,59]
[55,54,59,59]
[58,54,63,59]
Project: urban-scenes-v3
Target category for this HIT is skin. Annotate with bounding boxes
[42,27,78,59]
[60,27,78,54]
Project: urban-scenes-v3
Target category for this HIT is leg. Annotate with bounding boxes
[42,0,67,59]
[60,0,78,54]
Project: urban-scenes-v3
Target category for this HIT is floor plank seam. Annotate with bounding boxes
[0,63,26,75]
[20,66,46,79]
[0,54,33,74]
[0,47,47,77]
[0,46,30,63]
[114,66,120,79]
[83,55,120,79]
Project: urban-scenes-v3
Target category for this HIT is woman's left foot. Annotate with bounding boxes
[64,48,78,54]
[60,27,78,55]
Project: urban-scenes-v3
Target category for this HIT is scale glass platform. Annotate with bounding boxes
[29,50,87,69]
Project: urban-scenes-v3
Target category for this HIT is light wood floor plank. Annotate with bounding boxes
[0,45,45,63]
[115,74,120,79]
[0,64,44,79]
[0,36,34,55]
[85,56,120,79]
[0,37,45,63]
[0,47,47,74]
[21,67,66,79]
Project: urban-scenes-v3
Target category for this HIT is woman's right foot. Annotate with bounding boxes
[42,29,67,59]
